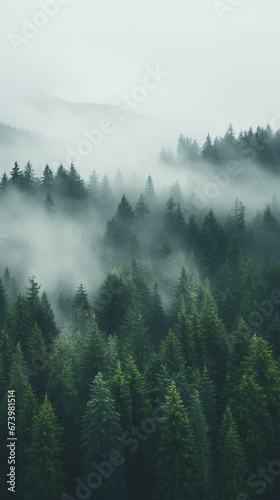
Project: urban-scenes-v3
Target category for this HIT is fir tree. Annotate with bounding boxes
[188,390,212,499]
[41,164,54,192]
[24,394,65,500]
[159,329,186,377]
[148,281,166,346]
[0,278,8,331]
[80,373,126,499]
[44,191,55,213]
[154,381,199,500]
[110,361,133,430]
[72,282,90,330]
[136,193,149,219]
[217,405,246,500]
[10,161,23,187]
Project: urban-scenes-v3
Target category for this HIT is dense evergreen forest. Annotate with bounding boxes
[1,125,280,500]
[160,123,280,171]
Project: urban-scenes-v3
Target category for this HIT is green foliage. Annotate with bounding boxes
[200,282,227,388]
[154,381,199,499]
[0,279,7,331]
[217,405,246,500]
[1,157,280,498]
[148,281,165,346]
[119,307,152,372]
[188,390,212,499]
[95,271,130,334]
[80,373,126,499]
[24,394,65,500]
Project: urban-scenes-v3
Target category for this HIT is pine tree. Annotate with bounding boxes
[44,191,55,213]
[136,193,149,219]
[23,160,36,192]
[144,175,156,206]
[95,271,129,335]
[100,174,114,215]
[41,164,54,192]
[110,361,133,430]
[265,310,280,358]
[122,356,153,499]
[159,329,186,377]
[176,134,188,163]
[0,171,9,192]
[169,181,183,204]
[105,334,120,377]
[72,282,90,330]
[7,293,32,351]
[6,344,38,494]
[55,163,68,195]
[154,381,199,499]
[200,283,227,388]
[116,195,134,224]
[80,373,126,499]
[225,318,252,397]
[67,163,86,200]
[123,355,152,424]
[172,265,193,316]
[10,161,23,187]
[188,307,205,370]
[76,318,107,406]
[148,281,165,347]
[232,371,274,469]
[88,169,100,204]
[130,259,151,320]
[188,390,212,499]
[173,304,196,370]
[217,405,246,500]
[0,278,8,331]
[173,203,186,244]
[197,368,217,441]
[242,336,280,429]
[47,332,78,481]
[165,196,176,229]
[25,322,47,396]
[40,291,59,342]
[0,329,13,400]
[48,333,78,428]
[201,209,227,275]
[2,267,18,305]
[201,133,215,162]
[26,275,41,304]
[24,394,65,500]
[119,307,152,372]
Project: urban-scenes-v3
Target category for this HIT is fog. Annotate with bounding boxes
[1,0,280,319]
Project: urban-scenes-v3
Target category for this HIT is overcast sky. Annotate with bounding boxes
[1,0,280,143]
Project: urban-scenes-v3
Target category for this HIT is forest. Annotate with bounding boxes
[0,124,280,500]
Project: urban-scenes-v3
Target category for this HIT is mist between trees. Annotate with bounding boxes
[0,124,280,499]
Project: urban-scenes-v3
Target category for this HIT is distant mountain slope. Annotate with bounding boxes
[0,95,174,177]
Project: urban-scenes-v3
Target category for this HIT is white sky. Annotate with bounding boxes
[1,0,280,142]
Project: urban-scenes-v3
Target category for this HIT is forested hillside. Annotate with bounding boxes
[0,131,280,499]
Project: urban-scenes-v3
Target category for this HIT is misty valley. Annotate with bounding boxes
[1,124,280,500]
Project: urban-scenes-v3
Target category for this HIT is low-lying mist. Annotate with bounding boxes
[0,152,279,319]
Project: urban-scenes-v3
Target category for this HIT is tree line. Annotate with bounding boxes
[0,162,280,499]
